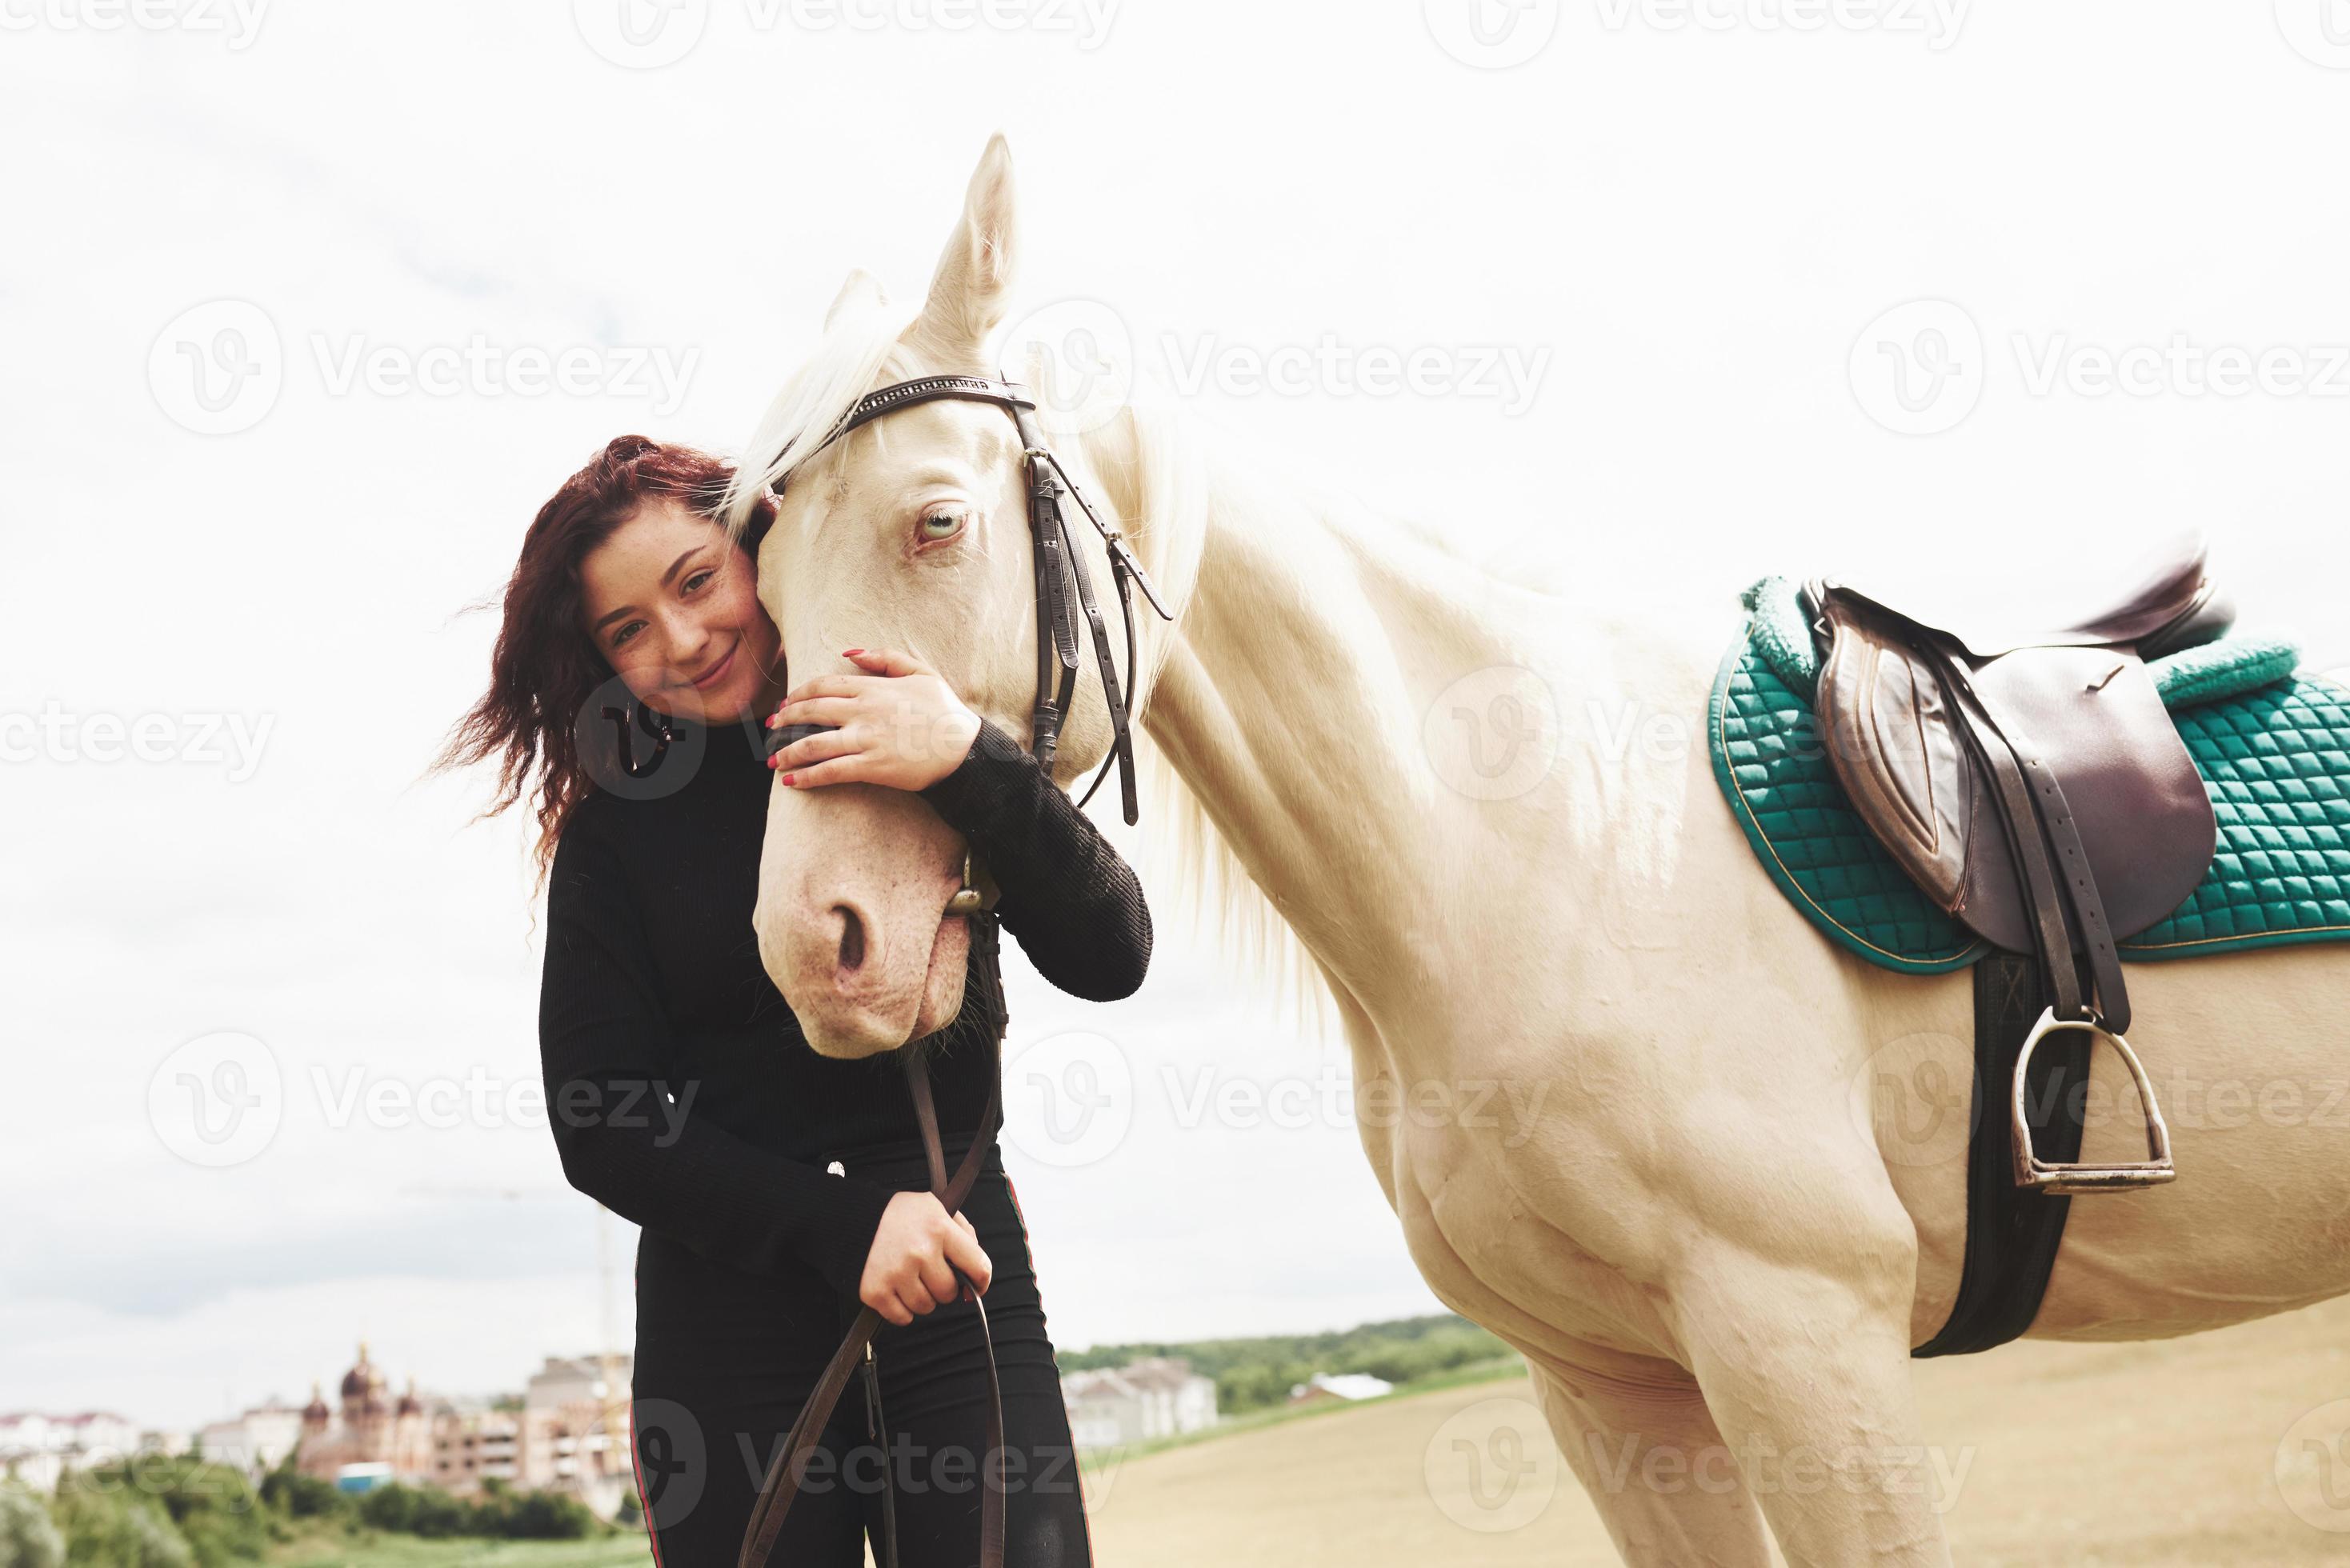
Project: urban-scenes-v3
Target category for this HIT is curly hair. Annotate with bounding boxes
[438,435,776,871]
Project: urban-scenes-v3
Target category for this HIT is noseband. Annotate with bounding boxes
[759,373,1172,825]
[738,377,1169,1568]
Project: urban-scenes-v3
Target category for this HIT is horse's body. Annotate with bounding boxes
[737,139,2350,1565]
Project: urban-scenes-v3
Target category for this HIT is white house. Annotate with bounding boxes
[1060,1357,1219,1450]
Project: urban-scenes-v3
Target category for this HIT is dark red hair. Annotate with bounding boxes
[438,435,775,870]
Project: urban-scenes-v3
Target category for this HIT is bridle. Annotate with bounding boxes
[759,372,1171,825]
[737,374,1170,1568]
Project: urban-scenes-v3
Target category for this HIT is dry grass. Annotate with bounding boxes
[1081,1294,2350,1566]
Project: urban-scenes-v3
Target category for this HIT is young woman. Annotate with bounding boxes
[442,434,1149,1566]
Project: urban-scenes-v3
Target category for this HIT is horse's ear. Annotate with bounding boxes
[907,134,1018,365]
[825,269,887,330]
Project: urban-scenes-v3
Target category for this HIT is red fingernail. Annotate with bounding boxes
[779,773,795,786]
[843,647,864,657]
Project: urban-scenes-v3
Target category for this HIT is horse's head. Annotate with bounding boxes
[736,136,1135,1058]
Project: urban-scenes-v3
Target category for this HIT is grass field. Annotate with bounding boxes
[266,1294,2350,1565]
[269,1530,654,1567]
[1083,1293,2350,1566]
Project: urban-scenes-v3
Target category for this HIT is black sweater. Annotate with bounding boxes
[537,712,1151,1303]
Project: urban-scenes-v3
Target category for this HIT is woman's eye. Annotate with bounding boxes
[611,620,645,649]
[683,569,715,594]
[919,510,965,542]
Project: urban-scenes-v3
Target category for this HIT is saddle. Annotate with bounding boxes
[1805,535,2235,1194]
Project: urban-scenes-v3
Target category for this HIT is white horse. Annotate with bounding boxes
[729,138,2350,1566]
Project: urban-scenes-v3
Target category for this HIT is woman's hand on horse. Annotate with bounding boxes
[765,647,983,791]
[860,1191,992,1326]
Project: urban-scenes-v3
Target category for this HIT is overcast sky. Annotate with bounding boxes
[5,2,2348,1431]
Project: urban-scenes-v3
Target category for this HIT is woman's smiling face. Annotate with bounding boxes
[579,498,782,724]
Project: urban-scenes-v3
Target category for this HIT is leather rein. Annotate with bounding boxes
[736,374,1168,1568]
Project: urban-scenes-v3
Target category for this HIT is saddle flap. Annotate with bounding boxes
[1961,646,2218,949]
[1816,594,1976,913]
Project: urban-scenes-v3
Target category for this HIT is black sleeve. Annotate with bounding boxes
[917,718,1153,1002]
[537,815,899,1300]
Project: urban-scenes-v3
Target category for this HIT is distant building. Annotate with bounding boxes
[294,1343,434,1487]
[1060,1357,1218,1449]
[517,1354,635,1520]
[198,1402,306,1477]
[1285,1371,1394,1407]
[430,1401,520,1494]
[0,1412,144,1493]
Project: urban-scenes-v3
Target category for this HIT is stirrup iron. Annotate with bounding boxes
[2009,1007,2176,1193]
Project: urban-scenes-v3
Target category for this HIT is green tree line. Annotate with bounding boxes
[1057,1312,1516,1415]
[0,1444,611,1568]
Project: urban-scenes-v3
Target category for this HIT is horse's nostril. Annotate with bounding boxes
[833,905,866,972]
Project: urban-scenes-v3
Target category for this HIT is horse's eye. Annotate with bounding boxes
[919,509,966,542]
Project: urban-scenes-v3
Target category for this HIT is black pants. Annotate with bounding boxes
[629,1135,1093,1567]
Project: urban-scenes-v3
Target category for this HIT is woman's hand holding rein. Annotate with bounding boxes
[764,647,983,791]
[860,1190,993,1326]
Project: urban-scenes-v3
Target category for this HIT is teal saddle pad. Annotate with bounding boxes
[1711,576,2350,973]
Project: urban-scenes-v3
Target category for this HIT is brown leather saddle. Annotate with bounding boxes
[1805,535,2234,1194]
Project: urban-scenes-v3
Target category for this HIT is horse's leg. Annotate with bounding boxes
[1667,1230,1953,1568]
[1524,1350,1778,1568]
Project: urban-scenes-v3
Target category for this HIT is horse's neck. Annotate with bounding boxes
[1131,447,1558,1016]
